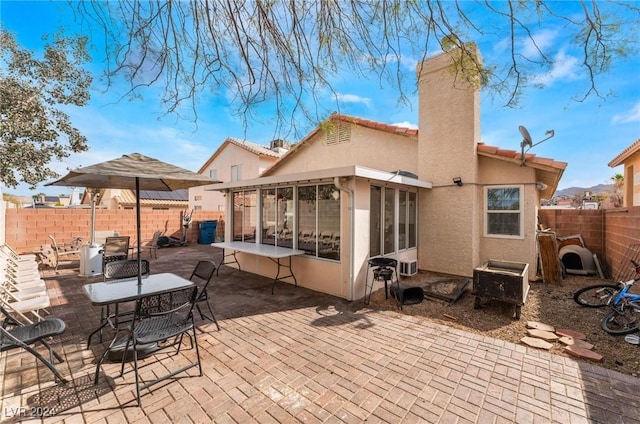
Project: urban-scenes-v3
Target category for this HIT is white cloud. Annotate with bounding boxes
[336,93,372,108]
[392,121,418,129]
[612,102,640,124]
[530,50,580,87]
[521,29,558,59]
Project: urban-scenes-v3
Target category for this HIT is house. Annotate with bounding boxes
[608,138,640,207]
[210,46,566,301]
[80,188,188,210]
[189,138,289,212]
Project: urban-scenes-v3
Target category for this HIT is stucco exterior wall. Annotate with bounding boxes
[622,150,640,207]
[417,49,481,278]
[477,156,539,280]
[270,126,418,176]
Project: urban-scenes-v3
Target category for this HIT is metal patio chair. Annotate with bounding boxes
[0,306,68,384]
[189,260,220,331]
[94,286,201,406]
[86,259,150,346]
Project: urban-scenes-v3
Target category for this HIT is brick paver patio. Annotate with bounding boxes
[2,244,639,423]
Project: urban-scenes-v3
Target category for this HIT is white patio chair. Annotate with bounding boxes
[0,292,51,324]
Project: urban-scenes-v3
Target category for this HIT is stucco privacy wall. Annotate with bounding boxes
[4,208,224,253]
[538,207,640,280]
[417,48,481,278]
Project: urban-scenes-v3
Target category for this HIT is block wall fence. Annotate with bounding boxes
[539,206,640,279]
[5,206,639,280]
[5,208,225,252]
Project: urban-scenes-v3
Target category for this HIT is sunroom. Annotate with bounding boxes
[210,165,431,300]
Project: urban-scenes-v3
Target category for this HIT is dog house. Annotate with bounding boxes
[559,245,599,276]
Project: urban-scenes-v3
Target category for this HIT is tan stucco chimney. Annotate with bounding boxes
[416,45,482,277]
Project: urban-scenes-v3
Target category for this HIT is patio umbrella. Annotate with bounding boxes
[46,153,218,285]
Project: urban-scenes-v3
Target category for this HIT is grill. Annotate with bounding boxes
[473,259,529,320]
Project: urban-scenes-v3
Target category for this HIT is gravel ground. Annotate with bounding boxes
[361,271,640,378]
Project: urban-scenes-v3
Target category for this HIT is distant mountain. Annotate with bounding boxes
[554,184,613,198]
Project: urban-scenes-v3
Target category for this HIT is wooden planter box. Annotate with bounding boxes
[473,259,529,319]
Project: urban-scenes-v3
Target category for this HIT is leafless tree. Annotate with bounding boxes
[73,0,638,136]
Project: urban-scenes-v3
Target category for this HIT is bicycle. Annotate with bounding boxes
[573,282,623,308]
[600,260,640,335]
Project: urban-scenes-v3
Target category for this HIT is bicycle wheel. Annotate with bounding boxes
[573,284,620,307]
[600,307,640,335]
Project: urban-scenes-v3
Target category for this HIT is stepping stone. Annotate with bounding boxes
[521,337,553,350]
[556,329,587,340]
[527,329,559,341]
[564,345,603,362]
[558,336,594,350]
[526,321,555,332]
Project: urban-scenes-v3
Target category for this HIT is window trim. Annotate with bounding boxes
[484,184,525,240]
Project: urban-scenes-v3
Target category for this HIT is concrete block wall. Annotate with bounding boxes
[604,207,640,278]
[539,207,640,279]
[5,208,224,253]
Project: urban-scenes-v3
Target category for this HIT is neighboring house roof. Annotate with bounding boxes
[608,138,640,167]
[116,189,188,207]
[476,143,567,199]
[198,137,286,173]
[81,188,188,208]
[262,113,419,176]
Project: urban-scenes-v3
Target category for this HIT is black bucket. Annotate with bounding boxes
[390,284,424,305]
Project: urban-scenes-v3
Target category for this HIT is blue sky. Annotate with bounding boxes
[2,1,639,197]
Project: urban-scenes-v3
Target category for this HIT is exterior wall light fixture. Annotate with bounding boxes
[453,177,463,186]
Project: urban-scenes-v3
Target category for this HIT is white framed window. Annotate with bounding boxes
[484,185,524,239]
[370,186,418,257]
[209,168,217,180]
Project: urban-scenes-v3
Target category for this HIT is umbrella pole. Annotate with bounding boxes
[136,177,142,286]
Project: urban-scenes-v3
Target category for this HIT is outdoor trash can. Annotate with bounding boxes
[198,220,217,244]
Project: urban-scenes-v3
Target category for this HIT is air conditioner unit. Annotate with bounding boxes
[399,260,418,277]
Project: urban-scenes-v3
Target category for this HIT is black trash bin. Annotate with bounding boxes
[198,220,217,244]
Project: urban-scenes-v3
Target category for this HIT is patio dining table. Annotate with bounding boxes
[83,273,194,345]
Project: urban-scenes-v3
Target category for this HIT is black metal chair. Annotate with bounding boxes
[0,306,67,384]
[189,260,220,331]
[94,286,201,407]
[86,259,150,346]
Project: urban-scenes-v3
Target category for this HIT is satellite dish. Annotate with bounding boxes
[519,125,533,147]
[518,125,555,166]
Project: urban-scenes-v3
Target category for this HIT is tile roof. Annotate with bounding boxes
[608,138,640,167]
[476,143,567,171]
[226,137,284,158]
[329,113,419,136]
[477,142,567,199]
[198,137,286,173]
